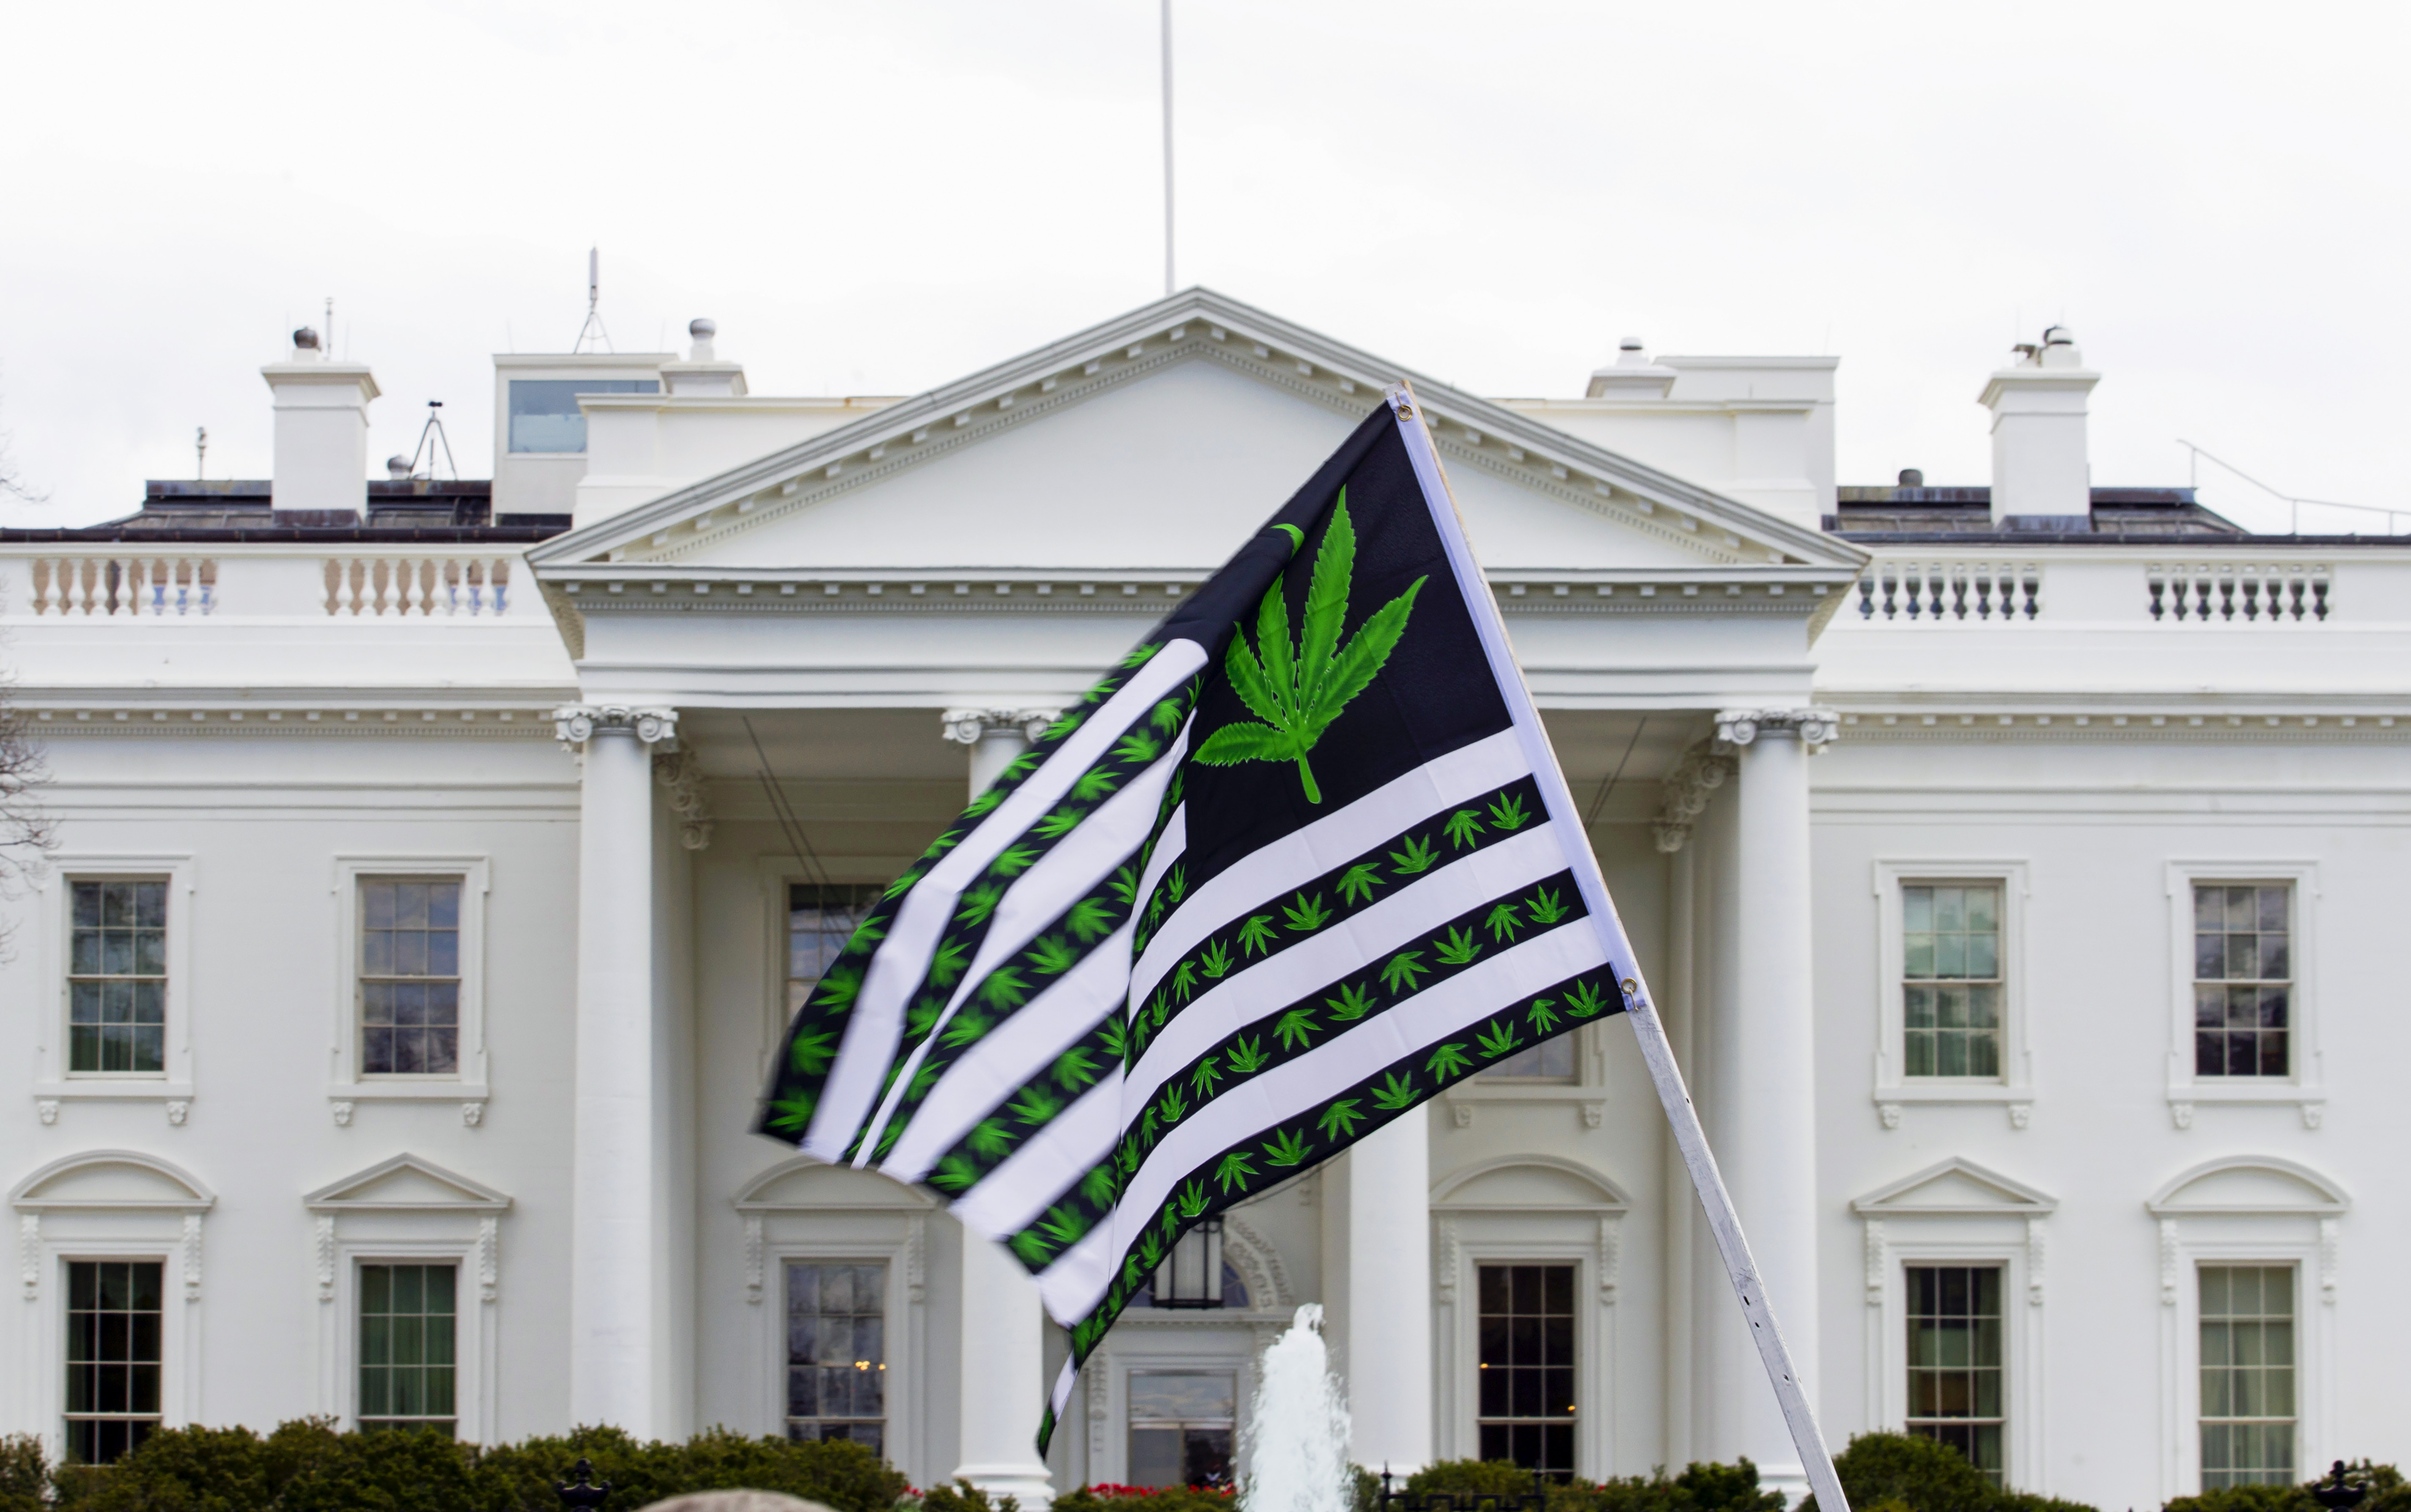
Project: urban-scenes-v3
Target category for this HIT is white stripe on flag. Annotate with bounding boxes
[852,739,1184,1165]
[805,642,1206,1160]
[1041,920,1612,1322]
[1127,728,1529,1008]
[1121,821,1576,1112]
[878,918,1137,1183]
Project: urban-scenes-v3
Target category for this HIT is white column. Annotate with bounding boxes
[1346,1110,1434,1474]
[1707,708,1834,1502]
[941,707,1060,1505]
[558,703,678,1435]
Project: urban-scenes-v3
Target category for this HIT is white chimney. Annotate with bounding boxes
[660,317,748,398]
[261,327,379,517]
[1978,326,2097,525]
[1584,336,1677,398]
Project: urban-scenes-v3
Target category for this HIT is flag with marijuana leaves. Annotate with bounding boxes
[759,389,1649,1448]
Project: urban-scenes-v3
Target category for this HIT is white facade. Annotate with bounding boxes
[1,291,2402,1507]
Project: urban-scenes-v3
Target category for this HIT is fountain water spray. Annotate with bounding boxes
[1243,1303,1353,1512]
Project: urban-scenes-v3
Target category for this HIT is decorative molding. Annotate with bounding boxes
[2159,1218,2180,1306]
[742,1213,765,1304]
[1837,710,2411,746]
[1597,1215,1620,1303]
[330,1100,354,1128]
[904,1214,928,1303]
[2319,1216,2340,1304]
[1652,742,1736,853]
[20,1213,38,1299]
[1876,1102,1902,1129]
[1221,1213,1293,1309]
[1434,1215,1461,1303]
[2025,1217,2046,1306]
[165,1099,189,1127]
[316,1214,336,1301]
[1715,706,1839,749]
[940,707,1060,746]
[1451,1102,1474,1128]
[28,708,563,739]
[478,1215,500,1303]
[2169,1100,2193,1130]
[462,1102,484,1128]
[2007,1102,2032,1130]
[1862,1217,1886,1306]
[36,1100,57,1126]
[552,704,677,749]
[181,1212,203,1300]
[655,746,714,850]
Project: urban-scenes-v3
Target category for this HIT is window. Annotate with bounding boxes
[1128,1372,1234,1489]
[360,879,462,1076]
[789,884,878,1021]
[506,379,660,453]
[1906,1265,2004,1483]
[1903,884,2001,1078]
[786,1262,886,1452]
[68,880,167,1074]
[2194,886,2291,1078]
[358,1264,457,1435]
[65,1261,162,1464]
[2200,1266,2295,1488]
[1127,1220,1249,1309]
[1484,1036,1575,1081]
[1476,1264,1575,1477]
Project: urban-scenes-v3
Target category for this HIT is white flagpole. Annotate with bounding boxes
[1383,381,1851,1512]
[1161,0,1176,296]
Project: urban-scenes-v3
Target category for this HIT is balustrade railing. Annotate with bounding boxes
[28,557,216,616]
[2147,562,2328,623]
[323,557,513,616]
[1856,562,2039,622]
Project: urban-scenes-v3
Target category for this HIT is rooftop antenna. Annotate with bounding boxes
[194,426,207,481]
[1161,0,1175,296]
[574,246,613,353]
[408,401,459,482]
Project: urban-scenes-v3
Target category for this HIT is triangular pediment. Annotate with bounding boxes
[305,1154,510,1213]
[1853,1158,2057,1216]
[528,289,1865,583]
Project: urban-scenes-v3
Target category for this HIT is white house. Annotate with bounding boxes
[1,291,2401,1512]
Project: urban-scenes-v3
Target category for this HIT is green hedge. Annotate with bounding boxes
[2163,1463,2409,1512]
[0,1421,908,1512]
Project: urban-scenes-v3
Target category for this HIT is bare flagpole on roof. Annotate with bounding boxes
[1161,0,1175,296]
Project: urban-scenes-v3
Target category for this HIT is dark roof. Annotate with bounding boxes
[1828,485,2252,543]
[0,480,571,544]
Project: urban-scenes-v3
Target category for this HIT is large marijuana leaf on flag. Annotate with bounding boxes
[1191,490,1425,802]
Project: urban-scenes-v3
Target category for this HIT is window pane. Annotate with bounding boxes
[786,1262,887,1449]
[1476,1264,1576,1477]
[1906,1265,2005,1485]
[2191,885,2290,1079]
[2201,1267,2295,1488]
[357,1264,457,1437]
[68,877,170,1077]
[64,1262,164,1464]
[507,379,662,453]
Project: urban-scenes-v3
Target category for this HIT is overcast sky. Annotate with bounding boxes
[4,0,2404,532]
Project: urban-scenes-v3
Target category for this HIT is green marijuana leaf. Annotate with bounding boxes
[904,996,945,1041]
[788,1028,838,1076]
[1114,729,1162,765]
[1028,934,1079,976]
[1107,866,1140,907]
[939,1009,991,1049]
[766,1093,816,1132]
[1151,697,1186,735]
[1527,885,1571,925]
[1488,792,1532,831]
[1176,1180,1210,1218]
[1066,897,1117,944]
[964,787,1006,818]
[1283,891,1333,933]
[1038,1203,1089,1247]
[1008,1085,1063,1125]
[1000,752,1039,782]
[1034,807,1085,840]
[990,844,1039,878]
[1274,1006,1319,1051]
[1237,914,1278,956]
[1011,1229,1055,1266]
[882,866,924,900]
[1199,938,1235,979]
[1425,1041,1473,1079]
[1214,1150,1258,1192]
[1336,861,1385,906]
[1371,1071,1420,1111]
[967,1119,1013,1159]
[1053,1046,1100,1090]
[1098,1017,1128,1063]
[927,938,970,988]
[1122,642,1163,669]
[1318,1099,1365,1139]
[1444,808,1486,849]
[1158,1084,1188,1123]
[812,967,862,1012]
[1565,980,1611,1018]
[1527,997,1562,1034]
[956,884,1004,926]
[932,1155,979,1192]
[1191,1055,1224,1099]
[1436,926,1482,966]
[979,966,1030,1010]
[1170,960,1198,1002]
[1044,708,1086,741]
[1475,1018,1522,1058]
[1485,902,1524,942]
[1166,865,1187,904]
[1326,981,1377,1021]
[1082,1166,1121,1208]
[1192,494,1428,803]
[1390,834,1440,874]
[1225,1035,1270,1075]
[1381,949,1429,995]
[1072,766,1122,803]
[1263,1127,1310,1166]
[907,1062,943,1102]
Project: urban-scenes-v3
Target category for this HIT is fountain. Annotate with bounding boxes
[1243,1303,1354,1512]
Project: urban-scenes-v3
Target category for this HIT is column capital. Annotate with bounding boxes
[1714,706,1839,750]
[940,707,1060,746]
[1653,743,1738,853]
[554,704,678,749]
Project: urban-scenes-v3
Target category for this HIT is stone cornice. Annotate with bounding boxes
[27,705,563,737]
[1834,709,2411,744]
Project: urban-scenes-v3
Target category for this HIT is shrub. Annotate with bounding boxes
[1054,1483,1236,1512]
[0,1435,47,1512]
[2164,1463,2409,1512]
[1374,1457,1783,1512]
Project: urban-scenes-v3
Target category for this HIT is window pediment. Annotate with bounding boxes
[1853,1157,2057,1216]
[304,1153,509,1214]
[10,1150,214,1212]
[1432,1155,1630,1212]
[2147,1156,2346,1216]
